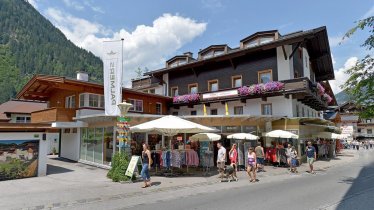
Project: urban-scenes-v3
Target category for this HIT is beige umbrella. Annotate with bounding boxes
[227,133,259,141]
[189,133,221,142]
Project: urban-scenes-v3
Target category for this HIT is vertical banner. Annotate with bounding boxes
[103,40,122,116]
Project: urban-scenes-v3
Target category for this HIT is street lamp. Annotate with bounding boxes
[117,102,132,116]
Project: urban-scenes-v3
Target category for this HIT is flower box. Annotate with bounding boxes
[238,81,284,96]
[173,93,200,104]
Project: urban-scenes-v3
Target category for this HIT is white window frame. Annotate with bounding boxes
[129,99,143,112]
[79,93,104,108]
[65,95,76,108]
[234,106,244,115]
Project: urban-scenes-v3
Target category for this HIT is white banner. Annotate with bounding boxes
[103,41,122,116]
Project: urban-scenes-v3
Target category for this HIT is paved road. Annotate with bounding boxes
[77,150,374,210]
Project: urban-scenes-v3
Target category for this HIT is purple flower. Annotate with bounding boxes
[173,93,200,104]
[238,81,284,96]
[317,83,325,96]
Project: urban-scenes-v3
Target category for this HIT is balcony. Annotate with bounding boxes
[31,107,76,123]
[172,77,329,111]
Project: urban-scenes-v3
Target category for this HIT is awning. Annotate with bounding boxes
[52,121,88,128]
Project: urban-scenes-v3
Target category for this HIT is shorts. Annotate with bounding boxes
[256,157,264,165]
[307,157,314,165]
[247,164,256,171]
[217,161,225,170]
[291,159,298,167]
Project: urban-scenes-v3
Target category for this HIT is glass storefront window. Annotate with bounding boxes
[86,128,95,162]
[94,128,103,164]
[104,127,114,165]
[80,128,87,160]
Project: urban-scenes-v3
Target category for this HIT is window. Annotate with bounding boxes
[188,83,198,94]
[258,70,272,83]
[208,80,219,92]
[259,37,274,44]
[172,112,178,116]
[149,89,155,94]
[202,51,214,59]
[358,128,362,133]
[63,128,71,133]
[210,109,218,115]
[65,95,76,108]
[296,104,300,117]
[89,94,99,107]
[171,87,179,97]
[214,50,224,56]
[15,116,30,123]
[156,103,162,115]
[190,110,197,115]
[234,106,243,115]
[100,95,105,108]
[72,128,78,133]
[169,59,187,67]
[232,75,242,88]
[302,107,305,117]
[129,99,143,112]
[79,94,85,107]
[368,129,373,134]
[245,40,258,48]
[261,104,272,115]
[367,119,372,123]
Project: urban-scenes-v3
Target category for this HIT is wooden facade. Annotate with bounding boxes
[17,75,172,123]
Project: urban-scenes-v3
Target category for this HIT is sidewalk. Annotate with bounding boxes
[0,150,359,210]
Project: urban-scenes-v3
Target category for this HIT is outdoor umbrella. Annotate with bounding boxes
[227,133,259,140]
[130,115,218,136]
[264,130,299,139]
[189,133,221,142]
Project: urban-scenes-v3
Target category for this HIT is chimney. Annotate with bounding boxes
[184,52,193,58]
[77,71,89,82]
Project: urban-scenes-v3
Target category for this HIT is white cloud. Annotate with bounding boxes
[62,0,84,11]
[201,0,224,10]
[329,35,343,48]
[329,57,358,94]
[44,9,207,86]
[28,0,39,9]
[83,0,105,14]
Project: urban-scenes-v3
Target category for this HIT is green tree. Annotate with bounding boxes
[342,16,374,118]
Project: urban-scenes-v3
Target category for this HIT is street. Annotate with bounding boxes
[77,150,374,210]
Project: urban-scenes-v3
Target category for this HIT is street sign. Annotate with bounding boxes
[125,155,141,178]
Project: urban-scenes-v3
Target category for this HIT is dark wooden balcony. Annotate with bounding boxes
[31,107,76,123]
[171,77,329,111]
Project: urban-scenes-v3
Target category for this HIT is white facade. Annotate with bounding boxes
[276,45,294,81]
[171,95,319,118]
[0,132,48,177]
[46,133,60,154]
[60,129,80,161]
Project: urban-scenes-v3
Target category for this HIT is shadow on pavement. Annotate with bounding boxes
[335,158,374,210]
[47,164,74,175]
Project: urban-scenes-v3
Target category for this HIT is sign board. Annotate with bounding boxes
[125,155,141,177]
[341,125,354,135]
[103,40,122,116]
[202,89,238,100]
[177,136,183,141]
[286,129,299,135]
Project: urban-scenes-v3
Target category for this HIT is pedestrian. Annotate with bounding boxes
[141,143,152,188]
[365,141,369,150]
[217,142,226,178]
[370,140,373,149]
[229,143,238,171]
[290,146,298,173]
[247,147,257,182]
[285,143,292,170]
[306,141,317,174]
[255,142,265,172]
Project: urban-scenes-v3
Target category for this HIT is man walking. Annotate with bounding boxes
[217,142,226,178]
[255,142,265,172]
[306,141,317,174]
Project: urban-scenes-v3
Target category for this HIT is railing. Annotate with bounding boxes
[31,107,76,123]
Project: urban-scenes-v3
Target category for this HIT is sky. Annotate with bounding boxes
[28,0,374,94]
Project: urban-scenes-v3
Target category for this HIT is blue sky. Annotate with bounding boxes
[29,0,374,94]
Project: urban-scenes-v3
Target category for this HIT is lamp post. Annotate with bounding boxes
[117,102,133,154]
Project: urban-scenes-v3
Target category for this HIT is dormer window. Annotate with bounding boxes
[244,36,274,48]
[201,49,225,60]
[167,58,188,68]
[199,45,229,60]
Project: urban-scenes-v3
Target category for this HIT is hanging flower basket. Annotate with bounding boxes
[238,81,284,96]
[323,93,333,103]
[317,82,325,96]
[173,93,200,104]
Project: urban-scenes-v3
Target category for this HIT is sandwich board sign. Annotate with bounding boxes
[125,155,142,178]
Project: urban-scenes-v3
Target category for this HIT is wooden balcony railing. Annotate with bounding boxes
[31,107,76,123]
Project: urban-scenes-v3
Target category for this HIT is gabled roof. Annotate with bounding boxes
[146,26,335,81]
[16,74,172,101]
[240,30,278,43]
[199,44,230,55]
[0,100,47,121]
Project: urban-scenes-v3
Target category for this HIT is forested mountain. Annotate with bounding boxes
[335,91,352,105]
[0,0,103,103]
